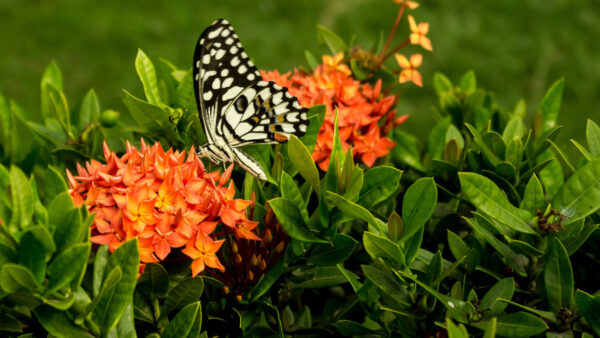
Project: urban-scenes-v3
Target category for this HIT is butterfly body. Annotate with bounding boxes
[193,19,309,180]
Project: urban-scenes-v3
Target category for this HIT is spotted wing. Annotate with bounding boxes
[193,18,262,144]
[193,19,308,147]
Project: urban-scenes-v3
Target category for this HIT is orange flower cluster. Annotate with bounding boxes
[67,140,259,277]
[262,52,408,170]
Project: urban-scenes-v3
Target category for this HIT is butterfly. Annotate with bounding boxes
[193,19,309,180]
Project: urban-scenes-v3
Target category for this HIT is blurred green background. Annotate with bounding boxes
[1,0,599,146]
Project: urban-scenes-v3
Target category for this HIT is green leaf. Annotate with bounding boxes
[362,263,411,308]
[290,266,348,288]
[459,172,534,234]
[269,197,327,243]
[162,277,204,317]
[537,150,564,198]
[464,216,529,275]
[9,166,34,231]
[336,264,362,293]
[304,50,319,69]
[447,230,469,261]
[480,278,514,316]
[40,61,63,119]
[135,49,162,105]
[288,135,321,199]
[363,231,405,267]
[401,178,437,241]
[336,320,378,336]
[162,302,201,338]
[92,239,139,335]
[575,290,600,336]
[492,312,548,337]
[18,229,48,284]
[115,301,136,338]
[77,89,101,132]
[93,245,109,297]
[433,72,453,96]
[327,191,382,232]
[316,25,347,54]
[85,267,122,318]
[0,263,39,293]
[403,227,424,265]
[249,257,284,301]
[458,70,476,94]
[137,263,169,299]
[558,222,598,256]
[538,78,564,134]
[299,104,326,153]
[520,174,545,214]
[447,318,469,338]
[586,119,600,157]
[44,166,68,202]
[49,193,82,256]
[544,239,574,312]
[46,243,90,295]
[465,123,501,167]
[34,305,94,338]
[552,159,600,225]
[391,130,425,171]
[121,89,169,133]
[280,171,309,222]
[502,117,525,144]
[307,234,356,266]
[428,117,452,159]
[358,166,402,209]
[175,69,195,109]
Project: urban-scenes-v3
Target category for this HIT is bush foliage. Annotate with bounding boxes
[1,9,600,338]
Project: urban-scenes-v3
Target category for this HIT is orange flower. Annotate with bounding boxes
[182,233,225,276]
[393,0,419,9]
[68,140,261,277]
[408,15,433,51]
[262,55,408,170]
[395,53,423,87]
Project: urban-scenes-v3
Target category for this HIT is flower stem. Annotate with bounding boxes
[379,4,406,63]
[382,39,410,62]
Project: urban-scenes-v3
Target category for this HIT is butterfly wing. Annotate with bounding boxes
[193,19,308,148]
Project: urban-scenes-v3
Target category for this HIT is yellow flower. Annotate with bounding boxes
[393,0,419,9]
[408,15,433,51]
[395,53,423,87]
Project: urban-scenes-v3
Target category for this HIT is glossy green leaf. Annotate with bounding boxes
[316,25,347,54]
[175,69,195,109]
[433,72,453,95]
[502,117,525,144]
[162,277,204,317]
[162,302,201,338]
[401,178,437,241]
[458,70,476,94]
[44,166,68,202]
[575,290,600,335]
[249,257,284,301]
[77,89,100,132]
[363,231,405,267]
[447,318,469,338]
[520,174,545,214]
[85,267,122,318]
[586,119,600,157]
[403,227,424,265]
[447,230,469,261]
[93,245,109,297]
[291,266,348,289]
[269,197,326,243]
[288,135,320,199]
[136,263,169,299]
[18,229,48,284]
[544,239,574,312]
[480,278,514,316]
[327,191,381,231]
[537,150,564,198]
[299,104,326,153]
[0,263,39,293]
[362,263,411,308]
[121,89,169,133]
[40,61,63,119]
[391,130,425,171]
[9,166,33,231]
[92,239,139,335]
[465,123,501,167]
[135,49,161,105]
[46,243,90,295]
[115,301,136,338]
[336,320,378,336]
[307,234,356,266]
[538,78,564,134]
[494,312,548,337]
[464,217,528,275]
[34,305,94,338]
[559,222,598,256]
[358,166,402,209]
[459,172,534,234]
[304,50,319,70]
[552,159,600,225]
[280,171,309,222]
[428,117,452,159]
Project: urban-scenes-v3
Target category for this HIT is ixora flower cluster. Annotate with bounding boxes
[262,54,407,170]
[67,140,259,277]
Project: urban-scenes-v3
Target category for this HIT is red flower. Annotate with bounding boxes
[262,52,408,170]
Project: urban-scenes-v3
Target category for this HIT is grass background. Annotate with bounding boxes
[1,0,599,146]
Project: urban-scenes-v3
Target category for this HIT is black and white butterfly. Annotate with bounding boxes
[193,19,309,180]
